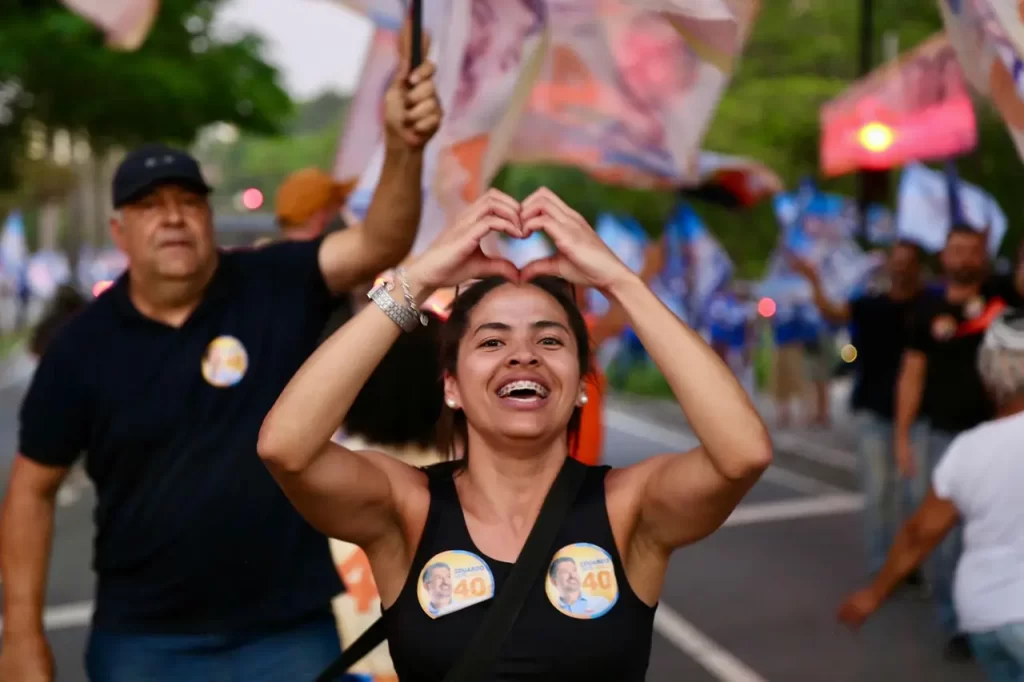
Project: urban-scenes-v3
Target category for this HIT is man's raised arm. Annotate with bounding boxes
[318,24,442,294]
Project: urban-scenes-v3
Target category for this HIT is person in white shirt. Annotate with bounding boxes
[837,308,1024,681]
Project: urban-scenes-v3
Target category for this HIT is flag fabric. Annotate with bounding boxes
[939,0,1024,162]
[820,32,977,177]
[335,0,759,254]
[60,0,160,50]
[336,0,545,256]
[759,187,883,335]
[896,161,1006,255]
[651,203,733,327]
[504,0,759,189]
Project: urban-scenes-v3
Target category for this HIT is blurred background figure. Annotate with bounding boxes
[789,241,927,579]
[839,309,1024,680]
[28,285,87,359]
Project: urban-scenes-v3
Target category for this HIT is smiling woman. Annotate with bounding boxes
[257,187,772,681]
[434,276,591,464]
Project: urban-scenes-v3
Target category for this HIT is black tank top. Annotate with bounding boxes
[383,461,655,681]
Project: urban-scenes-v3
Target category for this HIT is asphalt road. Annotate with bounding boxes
[0,356,986,682]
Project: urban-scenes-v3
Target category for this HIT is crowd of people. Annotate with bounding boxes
[781,227,1024,679]
[0,21,1023,682]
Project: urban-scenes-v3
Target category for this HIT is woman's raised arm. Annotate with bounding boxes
[520,188,772,553]
[256,190,523,548]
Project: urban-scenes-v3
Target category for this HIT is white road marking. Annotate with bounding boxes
[605,409,847,495]
[654,603,768,682]
[723,493,864,527]
[772,432,857,472]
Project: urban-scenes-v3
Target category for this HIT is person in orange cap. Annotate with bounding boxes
[275,168,358,241]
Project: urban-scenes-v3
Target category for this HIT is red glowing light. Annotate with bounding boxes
[241,188,264,211]
[757,297,777,318]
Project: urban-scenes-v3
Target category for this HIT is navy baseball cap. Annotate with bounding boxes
[112,144,212,208]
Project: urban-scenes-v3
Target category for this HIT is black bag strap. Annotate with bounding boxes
[314,617,387,682]
[441,457,587,682]
[314,457,588,682]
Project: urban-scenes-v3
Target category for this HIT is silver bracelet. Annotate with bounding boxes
[395,267,429,328]
[367,272,428,333]
[368,282,418,332]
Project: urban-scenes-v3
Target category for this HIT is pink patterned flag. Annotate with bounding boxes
[820,33,977,177]
[334,0,758,252]
[61,0,160,51]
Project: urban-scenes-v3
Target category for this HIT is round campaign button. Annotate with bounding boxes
[418,550,495,619]
[931,315,957,342]
[201,335,249,388]
[546,543,619,620]
[964,296,985,320]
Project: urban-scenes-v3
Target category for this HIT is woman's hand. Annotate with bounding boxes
[518,188,635,290]
[405,189,524,295]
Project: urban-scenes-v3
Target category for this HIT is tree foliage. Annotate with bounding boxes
[496,0,1024,272]
[0,0,293,192]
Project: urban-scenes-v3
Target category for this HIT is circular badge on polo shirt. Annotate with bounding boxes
[964,295,985,320]
[418,550,495,619]
[546,543,618,620]
[931,314,957,342]
[201,335,249,388]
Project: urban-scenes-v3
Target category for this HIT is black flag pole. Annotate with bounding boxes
[409,0,423,70]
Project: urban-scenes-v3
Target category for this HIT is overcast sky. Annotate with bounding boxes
[214,0,373,98]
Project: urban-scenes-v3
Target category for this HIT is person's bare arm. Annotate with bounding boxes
[1,457,68,647]
[790,257,851,324]
[895,350,926,443]
[317,26,441,295]
[870,489,958,599]
[258,300,418,548]
[259,191,522,548]
[608,273,772,550]
[318,149,425,296]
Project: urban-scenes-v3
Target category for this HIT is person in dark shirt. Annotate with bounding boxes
[894,224,1016,661]
[0,32,440,682]
[790,240,926,578]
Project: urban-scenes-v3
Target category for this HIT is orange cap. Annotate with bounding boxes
[275,168,357,228]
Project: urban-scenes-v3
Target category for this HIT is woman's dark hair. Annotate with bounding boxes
[344,310,444,449]
[434,276,592,466]
[29,285,88,357]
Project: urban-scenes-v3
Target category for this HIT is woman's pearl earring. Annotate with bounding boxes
[446,398,457,409]
[579,393,589,406]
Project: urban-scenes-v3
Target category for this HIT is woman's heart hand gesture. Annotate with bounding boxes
[518,188,635,292]
[404,189,524,297]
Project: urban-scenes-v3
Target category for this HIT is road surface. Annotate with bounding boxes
[0,356,985,681]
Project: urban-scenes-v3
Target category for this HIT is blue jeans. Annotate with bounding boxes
[970,623,1024,682]
[916,427,964,637]
[855,412,927,575]
[85,612,351,682]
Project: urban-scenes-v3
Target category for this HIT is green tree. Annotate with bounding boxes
[0,0,293,191]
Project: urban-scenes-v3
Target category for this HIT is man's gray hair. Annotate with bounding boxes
[978,309,1024,404]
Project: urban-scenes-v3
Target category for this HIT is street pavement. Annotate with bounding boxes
[0,355,987,682]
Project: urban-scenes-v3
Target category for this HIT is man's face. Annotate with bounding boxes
[111,184,215,280]
[554,560,581,602]
[888,243,920,288]
[941,231,988,285]
[426,566,452,606]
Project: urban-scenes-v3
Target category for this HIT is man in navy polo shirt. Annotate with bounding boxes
[0,41,441,681]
